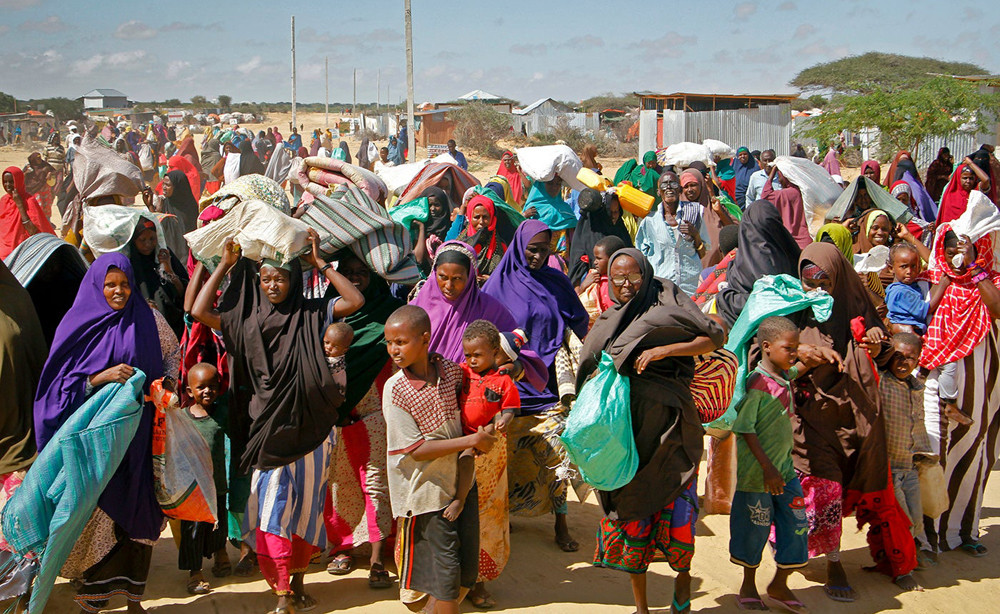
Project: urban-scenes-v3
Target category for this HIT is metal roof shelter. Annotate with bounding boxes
[635,91,798,112]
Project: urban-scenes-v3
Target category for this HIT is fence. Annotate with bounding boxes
[638,104,792,157]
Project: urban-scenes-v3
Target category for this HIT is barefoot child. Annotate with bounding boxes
[382,305,496,613]
[179,363,231,595]
[880,333,936,577]
[883,241,969,425]
[730,316,811,613]
[458,320,521,609]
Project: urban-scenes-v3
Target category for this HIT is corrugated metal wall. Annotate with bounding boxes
[512,110,600,136]
[638,104,791,157]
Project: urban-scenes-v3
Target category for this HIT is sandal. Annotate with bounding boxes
[672,595,691,613]
[554,536,579,553]
[293,593,317,612]
[469,591,497,609]
[326,554,354,575]
[960,541,988,557]
[736,596,769,610]
[368,564,393,589]
[767,596,808,614]
[186,577,211,595]
[823,584,857,603]
[211,559,232,578]
[234,553,257,577]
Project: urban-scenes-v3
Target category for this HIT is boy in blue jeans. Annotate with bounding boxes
[730,316,811,613]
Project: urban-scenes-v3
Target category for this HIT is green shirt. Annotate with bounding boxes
[732,367,796,493]
[186,400,228,496]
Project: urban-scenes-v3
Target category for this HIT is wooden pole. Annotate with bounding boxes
[404,0,416,160]
[325,56,329,129]
[291,16,297,131]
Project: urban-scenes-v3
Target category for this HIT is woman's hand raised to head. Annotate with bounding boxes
[303,228,327,269]
[90,363,135,387]
[219,237,241,271]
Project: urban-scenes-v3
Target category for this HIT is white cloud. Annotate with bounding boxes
[777,1,796,10]
[735,2,757,18]
[71,50,147,75]
[114,20,157,40]
[237,56,262,75]
[165,60,191,79]
[509,44,547,57]
[635,32,697,57]
[563,35,604,49]
[22,15,67,33]
[794,24,816,38]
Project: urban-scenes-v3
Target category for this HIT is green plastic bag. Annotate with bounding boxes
[711,274,833,432]
[560,352,638,491]
[388,196,430,243]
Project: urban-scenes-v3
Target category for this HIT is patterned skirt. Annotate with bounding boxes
[594,478,698,574]
[323,384,392,553]
[476,432,510,582]
[507,405,573,517]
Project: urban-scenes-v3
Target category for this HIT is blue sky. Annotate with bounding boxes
[2,0,998,105]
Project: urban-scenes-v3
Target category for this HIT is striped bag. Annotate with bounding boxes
[299,183,421,284]
[691,349,738,425]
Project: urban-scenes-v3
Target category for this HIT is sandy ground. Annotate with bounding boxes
[28,464,1000,614]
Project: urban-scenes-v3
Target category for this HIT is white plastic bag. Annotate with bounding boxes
[137,143,154,171]
[659,142,713,168]
[184,199,325,267]
[82,204,169,259]
[702,139,734,158]
[854,245,890,273]
[150,379,218,523]
[773,156,844,235]
[515,145,586,191]
[949,190,1000,242]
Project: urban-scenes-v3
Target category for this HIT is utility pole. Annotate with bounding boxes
[353,68,357,135]
[376,69,381,115]
[404,0,416,160]
[325,56,329,129]
[291,16,297,131]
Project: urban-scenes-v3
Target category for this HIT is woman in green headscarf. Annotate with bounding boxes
[816,223,853,261]
[614,151,661,201]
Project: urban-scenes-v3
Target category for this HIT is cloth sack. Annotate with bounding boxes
[150,379,218,524]
[916,457,949,519]
[703,139,734,158]
[658,142,713,168]
[560,351,638,491]
[82,204,170,259]
[185,198,320,268]
[515,145,587,191]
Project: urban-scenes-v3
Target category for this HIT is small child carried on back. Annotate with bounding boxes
[576,236,627,328]
[323,322,354,394]
[730,316,815,613]
[884,240,971,425]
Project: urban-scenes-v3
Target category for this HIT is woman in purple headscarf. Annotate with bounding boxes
[482,220,590,552]
[33,252,178,614]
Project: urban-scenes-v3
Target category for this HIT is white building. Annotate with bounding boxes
[80,89,128,110]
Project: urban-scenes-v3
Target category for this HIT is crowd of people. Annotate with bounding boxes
[2,116,1000,614]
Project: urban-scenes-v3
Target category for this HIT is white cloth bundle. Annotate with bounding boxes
[515,145,586,191]
[702,139,734,158]
[184,199,327,266]
[658,142,713,168]
[773,156,844,234]
[82,205,169,259]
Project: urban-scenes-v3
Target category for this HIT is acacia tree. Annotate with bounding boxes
[792,53,987,95]
[801,77,1000,158]
[217,94,232,110]
[451,102,512,157]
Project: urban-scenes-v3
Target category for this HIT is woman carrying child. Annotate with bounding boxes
[794,242,918,600]
[919,225,1000,556]
[579,247,724,614]
[191,231,364,614]
[323,252,402,588]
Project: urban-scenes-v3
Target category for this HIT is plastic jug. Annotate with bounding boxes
[616,183,655,218]
[577,167,606,192]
